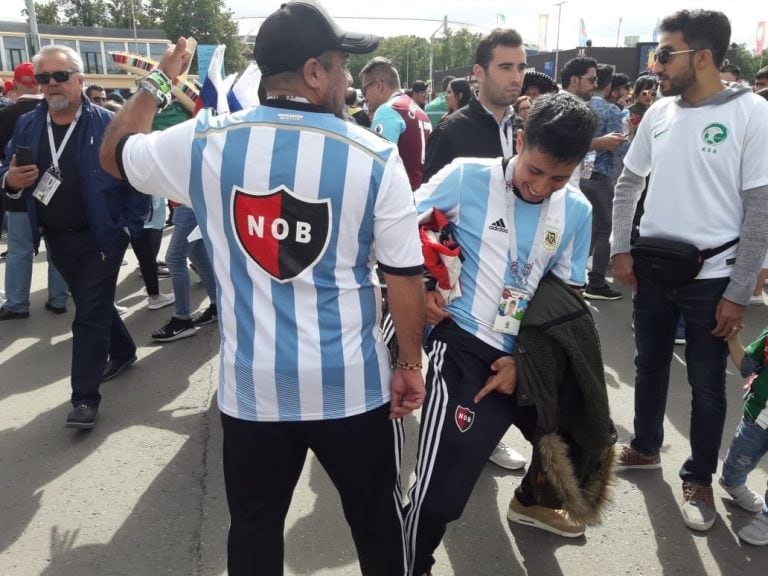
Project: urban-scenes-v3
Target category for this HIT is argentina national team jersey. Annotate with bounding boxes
[121,103,423,422]
[414,157,591,353]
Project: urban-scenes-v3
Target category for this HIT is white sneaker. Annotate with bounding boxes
[719,477,765,512]
[114,303,128,315]
[148,292,175,310]
[738,512,768,546]
[489,441,526,470]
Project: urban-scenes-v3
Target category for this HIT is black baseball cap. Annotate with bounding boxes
[255,0,380,76]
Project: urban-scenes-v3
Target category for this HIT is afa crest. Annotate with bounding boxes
[543,229,560,250]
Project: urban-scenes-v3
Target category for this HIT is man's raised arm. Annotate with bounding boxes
[100,38,192,178]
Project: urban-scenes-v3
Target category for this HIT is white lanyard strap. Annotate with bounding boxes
[46,106,82,173]
[499,119,514,157]
[505,158,552,284]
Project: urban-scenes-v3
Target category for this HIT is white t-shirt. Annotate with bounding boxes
[121,104,423,422]
[624,92,768,278]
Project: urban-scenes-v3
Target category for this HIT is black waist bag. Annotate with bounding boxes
[630,237,739,287]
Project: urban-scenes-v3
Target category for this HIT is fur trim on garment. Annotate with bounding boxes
[537,432,616,526]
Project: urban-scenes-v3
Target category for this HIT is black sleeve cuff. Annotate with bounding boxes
[115,133,137,182]
[377,262,424,276]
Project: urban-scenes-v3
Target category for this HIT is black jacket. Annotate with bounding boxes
[421,97,523,183]
[516,273,617,525]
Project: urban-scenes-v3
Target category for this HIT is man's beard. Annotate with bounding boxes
[660,68,695,97]
[47,94,73,111]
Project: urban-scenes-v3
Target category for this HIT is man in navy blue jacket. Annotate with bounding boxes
[0,45,149,429]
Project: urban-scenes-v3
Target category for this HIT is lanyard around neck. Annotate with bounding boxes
[505,157,552,282]
[46,106,82,173]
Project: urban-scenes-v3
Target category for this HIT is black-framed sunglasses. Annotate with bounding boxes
[361,79,380,98]
[34,70,77,85]
[653,48,696,65]
[579,75,598,84]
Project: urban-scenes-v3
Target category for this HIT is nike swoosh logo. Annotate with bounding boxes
[654,128,669,139]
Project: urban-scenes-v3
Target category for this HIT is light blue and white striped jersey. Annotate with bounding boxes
[414,157,591,353]
[122,103,423,422]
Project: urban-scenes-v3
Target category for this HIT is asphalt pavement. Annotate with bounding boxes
[0,229,766,576]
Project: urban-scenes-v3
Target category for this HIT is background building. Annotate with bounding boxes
[0,20,169,90]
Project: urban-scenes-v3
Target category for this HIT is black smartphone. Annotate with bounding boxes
[15,145,34,166]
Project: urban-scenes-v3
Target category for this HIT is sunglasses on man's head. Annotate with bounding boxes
[34,70,77,85]
[653,48,697,65]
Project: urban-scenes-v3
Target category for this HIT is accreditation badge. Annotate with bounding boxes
[493,284,531,335]
[32,166,61,206]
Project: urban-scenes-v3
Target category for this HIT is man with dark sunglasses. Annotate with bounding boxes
[85,84,107,107]
[611,9,768,532]
[0,45,149,429]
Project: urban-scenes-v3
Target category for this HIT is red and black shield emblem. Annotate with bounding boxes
[233,186,332,283]
[455,405,475,433]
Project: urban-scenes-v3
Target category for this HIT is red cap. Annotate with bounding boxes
[13,62,36,88]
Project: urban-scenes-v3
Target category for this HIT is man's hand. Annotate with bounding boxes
[426,290,452,325]
[611,253,636,290]
[158,38,193,79]
[474,355,517,404]
[5,155,39,191]
[389,369,425,419]
[593,132,628,152]
[712,297,746,339]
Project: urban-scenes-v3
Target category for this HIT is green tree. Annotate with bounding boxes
[142,0,166,28]
[23,1,62,25]
[57,0,109,27]
[164,0,245,74]
[434,28,481,72]
[105,0,135,29]
[348,30,480,91]
[725,43,768,82]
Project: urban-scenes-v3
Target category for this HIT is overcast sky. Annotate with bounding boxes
[1,0,765,52]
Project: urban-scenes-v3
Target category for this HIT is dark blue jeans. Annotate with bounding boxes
[630,273,730,486]
[579,173,614,289]
[46,229,136,408]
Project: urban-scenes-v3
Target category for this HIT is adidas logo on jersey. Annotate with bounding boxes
[488,218,508,233]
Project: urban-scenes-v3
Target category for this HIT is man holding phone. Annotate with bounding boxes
[0,47,148,429]
[0,61,69,320]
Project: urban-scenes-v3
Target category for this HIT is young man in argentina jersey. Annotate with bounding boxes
[98,1,426,574]
[406,92,596,576]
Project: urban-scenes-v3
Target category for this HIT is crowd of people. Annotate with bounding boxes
[1,1,768,574]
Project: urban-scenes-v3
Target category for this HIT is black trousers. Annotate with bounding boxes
[221,404,407,576]
[130,227,162,295]
[46,229,135,407]
[404,320,539,576]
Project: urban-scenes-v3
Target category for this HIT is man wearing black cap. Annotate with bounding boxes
[99,1,425,574]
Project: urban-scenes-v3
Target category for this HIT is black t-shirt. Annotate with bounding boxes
[35,118,88,231]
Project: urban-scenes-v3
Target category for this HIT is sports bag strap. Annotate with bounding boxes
[700,237,739,260]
